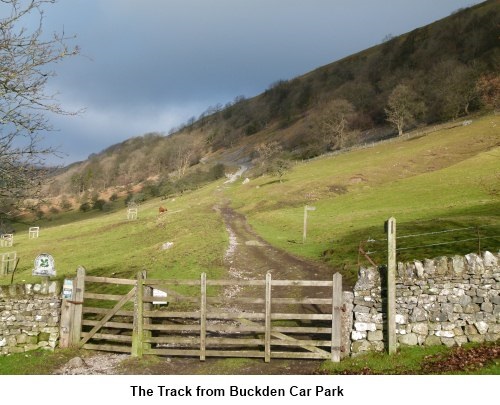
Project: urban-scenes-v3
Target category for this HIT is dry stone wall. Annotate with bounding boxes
[0,281,61,355]
[351,251,499,355]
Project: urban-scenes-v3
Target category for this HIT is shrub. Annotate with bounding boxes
[79,202,91,212]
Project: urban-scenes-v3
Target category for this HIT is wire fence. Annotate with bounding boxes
[360,224,499,262]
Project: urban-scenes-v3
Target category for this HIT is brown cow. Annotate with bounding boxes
[159,206,167,214]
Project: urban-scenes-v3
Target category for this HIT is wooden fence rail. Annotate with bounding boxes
[60,267,343,362]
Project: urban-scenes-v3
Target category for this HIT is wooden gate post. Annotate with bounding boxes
[132,271,145,357]
[59,299,72,348]
[200,272,207,361]
[143,274,152,353]
[331,272,342,362]
[70,266,86,347]
[264,272,272,363]
[386,217,397,354]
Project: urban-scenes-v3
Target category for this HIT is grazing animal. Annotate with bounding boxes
[159,206,167,214]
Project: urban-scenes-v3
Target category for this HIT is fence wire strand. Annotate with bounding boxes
[368,226,488,243]
[365,235,499,254]
[395,235,500,252]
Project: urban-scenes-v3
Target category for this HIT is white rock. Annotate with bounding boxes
[474,321,489,335]
[351,331,366,341]
[482,251,497,267]
[354,322,377,332]
[395,314,406,324]
[435,330,455,338]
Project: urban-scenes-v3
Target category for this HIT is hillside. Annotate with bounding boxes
[2,113,498,287]
[44,0,499,206]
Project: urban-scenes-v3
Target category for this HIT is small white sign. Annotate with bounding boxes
[62,279,74,299]
[32,253,56,276]
[152,288,168,305]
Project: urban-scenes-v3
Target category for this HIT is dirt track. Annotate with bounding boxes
[216,202,335,282]
[54,199,340,375]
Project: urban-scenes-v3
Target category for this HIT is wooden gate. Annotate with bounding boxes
[62,267,343,362]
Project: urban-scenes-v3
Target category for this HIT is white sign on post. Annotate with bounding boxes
[32,253,56,276]
[152,288,168,305]
[29,227,40,238]
[303,205,317,243]
[62,279,74,299]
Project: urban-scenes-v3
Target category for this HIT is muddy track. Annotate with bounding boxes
[216,202,336,281]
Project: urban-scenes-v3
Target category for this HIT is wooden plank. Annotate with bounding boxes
[145,336,201,344]
[206,280,266,287]
[207,312,264,320]
[271,280,333,287]
[144,279,201,286]
[203,297,332,306]
[84,292,134,302]
[200,272,207,361]
[264,272,271,363]
[331,272,342,362]
[80,333,133,342]
[145,348,265,358]
[271,313,331,321]
[144,324,201,332]
[268,351,330,360]
[272,326,331,333]
[84,276,136,285]
[83,307,134,317]
[208,324,265,333]
[270,339,331,347]
[143,310,264,320]
[145,336,264,346]
[145,348,329,360]
[83,343,131,353]
[82,320,134,329]
[144,310,200,318]
[80,286,137,346]
[70,266,86,347]
[143,324,265,333]
[272,298,332,305]
[142,296,197,303]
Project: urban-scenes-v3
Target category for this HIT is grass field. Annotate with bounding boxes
[1,181,228,286]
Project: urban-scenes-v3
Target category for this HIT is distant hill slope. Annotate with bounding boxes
[8,113,499,288]
[48,0,499,200]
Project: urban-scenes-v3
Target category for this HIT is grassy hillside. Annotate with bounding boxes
[1,114,498,288]
[225,114,500,284]
[1,182,227,286]
[42,0,499,201]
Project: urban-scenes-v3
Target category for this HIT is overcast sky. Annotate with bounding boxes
[32,0,483,164]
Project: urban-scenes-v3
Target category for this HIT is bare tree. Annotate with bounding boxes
[255,140,282,167]
[0,0,79,216]
[317,99,356,150]
[385,84,425,136]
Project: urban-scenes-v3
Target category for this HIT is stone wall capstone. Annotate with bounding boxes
[350,251,499,355]
[0,281,61,355]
